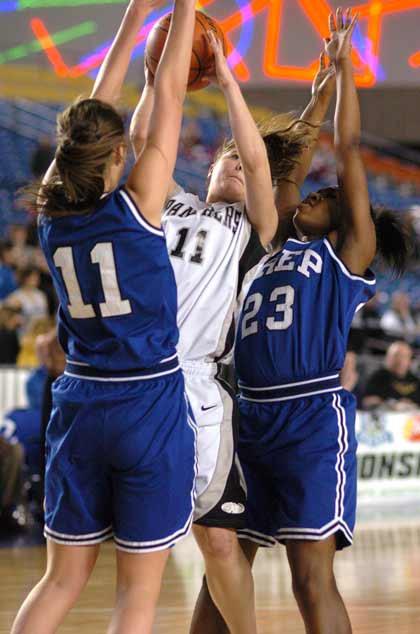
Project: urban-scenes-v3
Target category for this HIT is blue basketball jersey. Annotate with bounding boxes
[38,187,178,372]
[235,237,376,387]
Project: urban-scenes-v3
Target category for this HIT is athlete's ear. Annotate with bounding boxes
[114,142,127,166]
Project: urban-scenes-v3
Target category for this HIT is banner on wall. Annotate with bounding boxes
[356,410,420,505]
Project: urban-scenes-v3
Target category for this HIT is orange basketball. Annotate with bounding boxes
[145,10,227,92]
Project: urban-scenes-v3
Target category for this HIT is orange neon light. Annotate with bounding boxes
[30,1,420,87]
[30,17,71,77]
[409,51,420,67]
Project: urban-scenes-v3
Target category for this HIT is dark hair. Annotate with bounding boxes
[371,207,412,277]
[213,112,316,184]
[32,98,125,216]
[17,266,40,286]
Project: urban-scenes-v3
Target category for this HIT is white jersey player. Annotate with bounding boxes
[130,31,319,634]
[162,188,264,523]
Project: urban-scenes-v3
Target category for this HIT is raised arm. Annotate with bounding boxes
[274,53,335,214]
[40,0,160,187]
[130,64,155,159]
[129,64,179,197]
[126,0,195,226]
[91,0,162,105]
[326,8,376,275]
[208,32,277,247]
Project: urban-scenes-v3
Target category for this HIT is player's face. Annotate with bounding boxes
[207,152,245,203]
[293,189,339,238]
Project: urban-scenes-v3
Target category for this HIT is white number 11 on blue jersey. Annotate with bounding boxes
[54,243,132,319]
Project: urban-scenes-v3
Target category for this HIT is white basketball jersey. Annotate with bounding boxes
[162,188,264,363]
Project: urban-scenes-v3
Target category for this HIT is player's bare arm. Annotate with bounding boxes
[130,63,180,198]
[91,0,164,105]
[274,52,336,214]
[207,31,278,248]
[39,0,162,194]
[327,8,376,275]
[126,0,196,227]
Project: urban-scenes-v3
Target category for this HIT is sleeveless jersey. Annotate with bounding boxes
[162,188,264,363]
[38,187,178,372]
[235,237,376,386]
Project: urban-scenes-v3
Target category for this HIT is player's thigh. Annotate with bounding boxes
[115,547,170,592]
[44,378,113,544]
[274,391,358,549]
[286,536,337,588]
[45,540,100,591]
[110,372,196,552]
[193,524,240,560]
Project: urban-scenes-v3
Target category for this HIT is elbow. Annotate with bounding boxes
[129,124,146,147]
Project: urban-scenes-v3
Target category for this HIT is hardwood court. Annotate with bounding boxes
[1,522,420,633]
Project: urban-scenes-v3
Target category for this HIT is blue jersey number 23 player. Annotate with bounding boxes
[234,10,410,634]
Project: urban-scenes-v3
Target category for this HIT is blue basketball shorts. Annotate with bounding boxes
[44,370,197,552]
[237,390,357,550]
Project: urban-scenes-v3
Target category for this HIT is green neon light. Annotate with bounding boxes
[0,21,97,63]
[20,0,125,8]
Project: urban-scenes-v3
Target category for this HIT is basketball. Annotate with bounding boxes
[145,10,228,92]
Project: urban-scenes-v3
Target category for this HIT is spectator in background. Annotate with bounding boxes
[6,267,48,336]
[0,241,17,300]
[17,316,54,367]
[349,295,387,354]
[380,291,419,344]
[8,224,36,269]
[0,306,22,364]
[362,340,420,411]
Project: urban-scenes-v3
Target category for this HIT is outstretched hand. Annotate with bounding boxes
[324,7,358,63]
[206,30,235,90]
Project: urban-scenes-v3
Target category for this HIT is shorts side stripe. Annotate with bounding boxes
[332,393,348,520]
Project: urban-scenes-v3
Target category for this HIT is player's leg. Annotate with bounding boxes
[190,538,259,634]
[110,372,196,630]
[186,371,257,634]
[192,525,257,634]
[108,548,170,634]
[286,537,351,634]
[13,376,113,633]
[11,541,99,634]
[276,391,357,634]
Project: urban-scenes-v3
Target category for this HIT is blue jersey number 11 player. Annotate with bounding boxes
[235,9,410,634]
[11,1,197,633]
